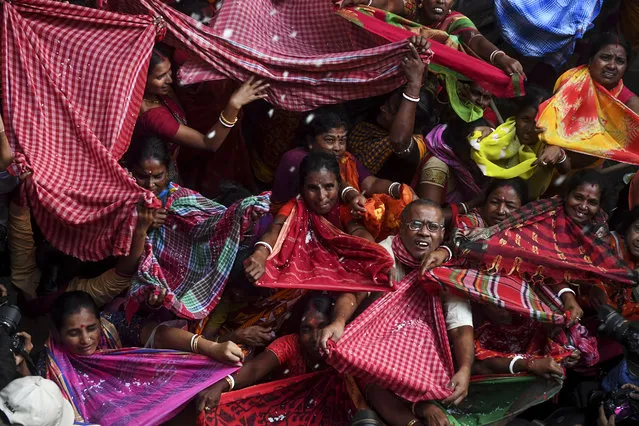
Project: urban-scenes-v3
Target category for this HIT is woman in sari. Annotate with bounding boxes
[270,104,416,241]
[196,295,333,413]
[348,41,430,182]
[451,179,586,376]
[44,291,243,425]
[414,116,488,208]
[536,33,639,168]
[246,151,380,283]
[135,46,269,179]
[468,88,570,200]
[458,170,630,331]
[122,136,270,323]
[341,0,524,77]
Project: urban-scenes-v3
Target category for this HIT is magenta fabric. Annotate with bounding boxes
[46,333,239,425]
[1,0,157,260]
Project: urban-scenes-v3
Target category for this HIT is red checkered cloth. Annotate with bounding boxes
[1,0,158,261]
[327,236,454,402]
[108,0,519,112]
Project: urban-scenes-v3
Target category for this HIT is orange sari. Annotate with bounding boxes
[340,152,413,241]
[536,65,639,164]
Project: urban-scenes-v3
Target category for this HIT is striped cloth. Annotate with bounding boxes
[107,0,520,112]
[1,0,157,261]
[495,0,603,68]
[127,187,270,320]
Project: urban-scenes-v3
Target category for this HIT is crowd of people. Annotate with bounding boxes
[2,0,639,425]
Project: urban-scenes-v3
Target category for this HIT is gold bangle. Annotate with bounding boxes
[193,334,203,354]
[407,419,419,426]
[219,111,238,126]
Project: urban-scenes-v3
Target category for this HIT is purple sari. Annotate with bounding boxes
[423,124,482,203]
[45,318,238,425]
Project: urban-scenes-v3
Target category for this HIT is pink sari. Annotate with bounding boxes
[45,317,238,425]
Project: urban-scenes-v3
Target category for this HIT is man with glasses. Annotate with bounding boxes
[318,199,474,424]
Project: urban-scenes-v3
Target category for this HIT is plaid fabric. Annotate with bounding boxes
[495,0,602,68]
[428,267,565,324]
[455,196,639,286]
[257,197,394,292]
[110,0,519,111]
[327,242,454,402]
[126,187,270,320]
[1,0,157,261]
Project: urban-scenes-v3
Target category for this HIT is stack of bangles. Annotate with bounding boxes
[254,241,273,254]
[539,149,567,166]
[341,186,359,202]
[219,111,238,128]
[190,334,203,354]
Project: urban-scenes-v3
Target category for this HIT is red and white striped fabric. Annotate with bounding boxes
[108,0,517,112]
[1,0,157,261]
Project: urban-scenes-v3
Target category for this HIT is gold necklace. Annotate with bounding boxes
[143,97,160,104]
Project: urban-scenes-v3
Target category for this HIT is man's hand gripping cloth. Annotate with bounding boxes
[256,197,395,293]
[1,0,157,261]
[327,236,455,402]
[127,188,270,320]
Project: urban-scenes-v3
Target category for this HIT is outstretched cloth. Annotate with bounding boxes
[336,6,524,97]
[108,0,520,112]
[328,237,454,402]
[536,66,639,164]
[1,0,157,261]
[256,198,395,293]
[196,371,357,426]
[454,196,639,286]
[45,318,239,426]
[127,187,270,320]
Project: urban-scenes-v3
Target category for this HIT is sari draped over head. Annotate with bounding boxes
[126,185,270,320]
[328,236,455,402]
[416,124,483,203]
[45,317,239,426]
[256,197,394,292]
[454,196,638,286]
[469,117,538,179]
[536,65,639,164]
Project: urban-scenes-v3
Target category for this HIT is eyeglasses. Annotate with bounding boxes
[406,220,445,233]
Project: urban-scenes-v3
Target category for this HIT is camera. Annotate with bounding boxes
[598,305,639,422]
[0,296,24,354]
[598,304,639,355]
[603,387,639,421]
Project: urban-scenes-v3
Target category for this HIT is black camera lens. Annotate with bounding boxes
[0,304,21,335]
